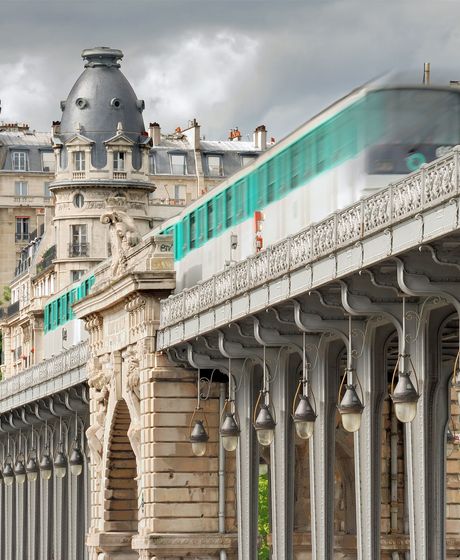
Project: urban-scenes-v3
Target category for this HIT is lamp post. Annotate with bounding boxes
[253,347,276,446]
[190,370,210,457]
[337,317,364,433]
[390,297,420,423]
[292,333,317,439]
[54,418,67,479]
[69,414,84,476]
[219,360,240,452]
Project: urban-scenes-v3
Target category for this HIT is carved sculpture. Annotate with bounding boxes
[86,368,111,470]
[124,351,141,463]
[101,209,140,276]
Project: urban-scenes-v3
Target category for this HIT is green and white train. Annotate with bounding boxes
[156,82,460,290]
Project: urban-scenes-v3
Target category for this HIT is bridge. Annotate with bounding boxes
[157,147,460,559]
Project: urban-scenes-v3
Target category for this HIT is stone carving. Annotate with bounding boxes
[124,351,141,464]
[101,209,140,276]
[87,367,111,470]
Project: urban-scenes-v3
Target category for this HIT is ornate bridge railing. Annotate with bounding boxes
[160,147,459,329]
[0,342,89,413]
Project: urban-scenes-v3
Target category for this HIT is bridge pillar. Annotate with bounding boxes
[269,350,295,560]
[353,324,385,560]
[405,308,449,560]
[309,342,339,560]
[234,363,259,560]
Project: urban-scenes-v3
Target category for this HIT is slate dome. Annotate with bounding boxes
[59,47,146,169]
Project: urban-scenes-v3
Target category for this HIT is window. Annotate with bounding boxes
[70,224,88,257]
[170,153,186,175]
[207,155,223,177]
[74,151,85,171]
[15,181,28,197]
[44,182,51,198]
[149,154,156,174]
[73,193,85,208]
[190,212,196,249]
[225,188,233,228]
[15,217,30,242]
[241,154,256,167]
[207,201,214,240]
[113,151,125,171]
[71,270,85,282]
[174,185,184,201]
[12,151,28,171]
[41,151,55,172]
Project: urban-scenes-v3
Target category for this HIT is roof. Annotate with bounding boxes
[0,131,51,147]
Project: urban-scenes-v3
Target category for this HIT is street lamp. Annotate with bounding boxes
[14,455,26,485]
[390,297,419,423]
[337,317,364,433]
[3,457,14,487]
[219,361,240,452]
[39,448,53,481]
[54,418,67,478]
[70,414,84,476]
[292,333,317,439]
[189,370,210,457]
[26,429,39,482]
[253,347,276,446]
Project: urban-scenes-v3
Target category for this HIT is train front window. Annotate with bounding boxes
[366,88,460,174]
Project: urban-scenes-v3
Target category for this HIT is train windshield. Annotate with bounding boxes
[366,88,460,174]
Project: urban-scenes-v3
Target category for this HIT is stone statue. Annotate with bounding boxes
[86,368,111,470]
[101,209,140,276]
[124,352,141,463]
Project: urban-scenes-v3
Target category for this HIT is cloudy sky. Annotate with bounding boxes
[1,1,460,141]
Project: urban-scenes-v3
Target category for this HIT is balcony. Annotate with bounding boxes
[68,243,89,258]
[113,171,127,180]
[72,171,86,180]
[36,244,56,274]
[15,233,30,243]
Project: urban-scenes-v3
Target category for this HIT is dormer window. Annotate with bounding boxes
[113,151,126,171]
[207,155,223,177]
[12,151,29,171]
[170,153,186,175]
[74,151,86,171]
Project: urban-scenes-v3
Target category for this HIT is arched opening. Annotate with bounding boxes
[104,400,138,539]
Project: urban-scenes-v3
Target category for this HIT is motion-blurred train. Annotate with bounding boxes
[155,79,460,291]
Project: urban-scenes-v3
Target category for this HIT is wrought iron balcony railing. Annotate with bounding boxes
[69,242,89,257]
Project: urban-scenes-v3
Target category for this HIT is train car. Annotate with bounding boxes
[154,80,460,291]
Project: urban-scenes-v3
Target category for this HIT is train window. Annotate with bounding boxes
[225,188,233,228]
[235,179,246,221]
[182,216,190,254]
[190,212,196,249]
[197,206,206,244]
[267,160,275,203]
[256,166,266,207]
[291,143,300,189]
[216,193,225,234]
[174,222,182,260]
[207,201,214,240]
[316,128,327,173]
[278,151,289,195]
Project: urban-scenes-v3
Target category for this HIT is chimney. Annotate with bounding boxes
[254,125,267,150]
[52,121,61,135]
[149,122,161,146]
[183,118,200,149]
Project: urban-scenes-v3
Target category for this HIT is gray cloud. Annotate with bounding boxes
[1,1,460,140]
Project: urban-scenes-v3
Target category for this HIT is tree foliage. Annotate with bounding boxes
[258,472,270,559]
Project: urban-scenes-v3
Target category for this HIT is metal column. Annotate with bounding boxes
[353,327,384,560]
[235,365,259,560]
[309,346,337,560]
[269,351,295,559]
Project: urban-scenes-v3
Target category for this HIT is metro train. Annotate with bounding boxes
[155,81,460,291]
